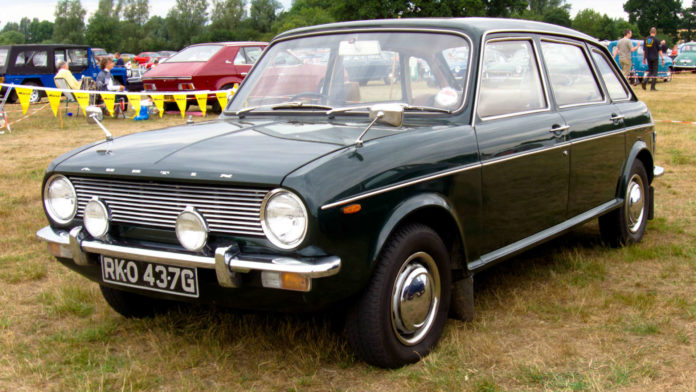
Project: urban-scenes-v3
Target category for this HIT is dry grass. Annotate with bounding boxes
[0,78,695,391]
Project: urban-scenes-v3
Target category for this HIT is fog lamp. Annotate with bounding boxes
[176,207,208,252]
[84,198,110,238]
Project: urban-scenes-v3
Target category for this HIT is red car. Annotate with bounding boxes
[133,51,159,66]
[142,42,267,112]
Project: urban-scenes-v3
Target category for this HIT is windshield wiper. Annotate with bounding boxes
[327,104,451,117]
[402,105,451,114]
[235,101,333,117]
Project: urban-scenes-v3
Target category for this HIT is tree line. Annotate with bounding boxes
[0,0,694,52]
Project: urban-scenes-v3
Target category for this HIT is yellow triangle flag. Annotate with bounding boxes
[101,93,116,117]
[195,93,207,117]
[151,94,165,118]
[215,91,228,111]
[127,94,141,118]
[16,87,32,115]
[46,90,62,117]
[74,91,90,115]
[174,94,187,119]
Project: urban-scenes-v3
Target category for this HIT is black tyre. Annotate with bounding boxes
[599,160,650,247]
[24,81,44,103]
[100,285,174,318]
[346,223,451,368]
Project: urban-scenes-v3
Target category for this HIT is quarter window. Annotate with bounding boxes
[478,40,546,118]
[591,50,630,100]
[541,41,602,106]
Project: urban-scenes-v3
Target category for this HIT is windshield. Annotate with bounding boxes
[227,32,471,114]
[167,45,223,62]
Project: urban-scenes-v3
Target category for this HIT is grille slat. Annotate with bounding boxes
[71,177,268,236]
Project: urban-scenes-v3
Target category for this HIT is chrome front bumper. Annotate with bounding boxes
[36,226,341,292]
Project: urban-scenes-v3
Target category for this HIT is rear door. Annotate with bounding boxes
[474,36,569,254]
[539,38,625,217]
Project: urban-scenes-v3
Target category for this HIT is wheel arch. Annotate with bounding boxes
[371,193,470,277]
[621,141,654,195]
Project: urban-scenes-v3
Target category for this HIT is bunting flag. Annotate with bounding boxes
[74,92,90,115]
[195,93,207,117]
[174,94,187,119]
[151,94,165,118]
[46,90,62,117]
[101,93,116,117]
[127,94,141,118]
[215,91,228,111]
[15,87,32,115]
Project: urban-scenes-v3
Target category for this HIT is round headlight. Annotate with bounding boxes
[261,189,308,249]
[84,198,110,238]
[43,175,77,224]
[176,207,208,252]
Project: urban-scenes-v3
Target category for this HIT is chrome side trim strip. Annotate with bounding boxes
[481,142,570,167]
[321,162,481,210]
[571,123,654,145]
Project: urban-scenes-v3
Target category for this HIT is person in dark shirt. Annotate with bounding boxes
[113,52,125,67]
[642,27,665,91]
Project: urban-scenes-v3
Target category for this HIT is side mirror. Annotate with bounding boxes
[369,103,403,127]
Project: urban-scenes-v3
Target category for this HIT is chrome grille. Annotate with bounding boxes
[70,177,269,236]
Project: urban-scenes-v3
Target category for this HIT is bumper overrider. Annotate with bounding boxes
[36,225,341,292]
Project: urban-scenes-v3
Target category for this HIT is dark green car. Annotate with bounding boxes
[37,18,662,368]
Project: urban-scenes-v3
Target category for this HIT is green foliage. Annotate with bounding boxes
[0,31,25,44]
[165,0,209,49]
[53,0,86,44]
[624,0,682,38]
[572,9,640,40]
[250,0,282,34]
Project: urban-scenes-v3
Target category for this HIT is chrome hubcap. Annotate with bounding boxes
[30,90,40,103]
[625,174,645,233]
[391,251,440,346]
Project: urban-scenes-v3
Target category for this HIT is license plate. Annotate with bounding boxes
[100,256,199,298]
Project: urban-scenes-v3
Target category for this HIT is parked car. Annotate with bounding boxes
[142,41,266,112]
[37,18,662,368]
[92,47,109,61]
[0,44,140,103]
[672,42,696,72]
[608,39,673,83]
[133,51,159,66]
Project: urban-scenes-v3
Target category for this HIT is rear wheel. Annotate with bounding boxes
[24,81,44,103]
[599,160,650,247]
[346,223,451,368]
[100,285,175,318]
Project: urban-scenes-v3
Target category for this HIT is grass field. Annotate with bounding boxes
[0,77,695,391]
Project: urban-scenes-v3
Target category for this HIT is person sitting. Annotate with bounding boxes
[54,60,81,90]
[96,58,125,92]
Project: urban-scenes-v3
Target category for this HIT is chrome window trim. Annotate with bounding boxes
[240,27,474,116]
[539,38,607,107]
[475,36,551,122]
[321,122,654,210]
[320,162,481,210]
[589,48,632,102]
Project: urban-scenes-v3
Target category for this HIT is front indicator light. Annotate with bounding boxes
[261,271,311,292]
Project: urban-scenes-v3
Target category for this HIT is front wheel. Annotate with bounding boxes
[346,224,451,368]
[24,81,44,103]
[599,160,650,247]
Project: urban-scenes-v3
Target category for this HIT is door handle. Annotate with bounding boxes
[610,114,625,122]
[549,124,570,134]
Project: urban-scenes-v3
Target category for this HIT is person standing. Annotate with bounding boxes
[113,52,125,67]
[642,27,665,91]
[613,29,639,82]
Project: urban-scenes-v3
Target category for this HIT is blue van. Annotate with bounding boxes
[608,39,673,83]
[0,44,135,104]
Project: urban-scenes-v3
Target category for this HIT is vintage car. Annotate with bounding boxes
[0,44,138,103]
[142,42,267,112]
[672,42,696,72]
[37,18,662,368]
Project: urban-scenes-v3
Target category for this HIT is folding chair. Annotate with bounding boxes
[54,78,79,117]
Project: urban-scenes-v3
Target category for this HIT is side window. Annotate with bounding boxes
[15,52,27,66]
[478,40,546,118]
[591,50,630,101]
[244,47,263,64]
[55,50,66,67]
[67,49,88,70]
[33,51,48,67]
[14,50,49,69]
[233,49,246,65]
[540,41,602,106]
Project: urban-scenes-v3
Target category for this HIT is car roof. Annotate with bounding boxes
[273,17,596,43]
[0,44,90,50]
[186,41,268,48]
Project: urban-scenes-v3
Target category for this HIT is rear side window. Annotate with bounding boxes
[541,41,602,106]
[591,50,630,101]
[14,50,49,69]
[478,40,546,118]
[244,47,263,64]
[0,48,8,67]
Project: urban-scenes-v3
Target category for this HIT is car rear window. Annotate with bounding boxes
[167,45,223,62]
